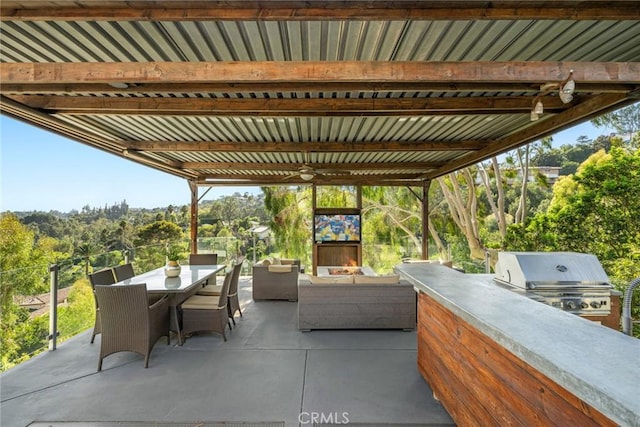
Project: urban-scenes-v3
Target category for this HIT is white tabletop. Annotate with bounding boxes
[116,264,226,293]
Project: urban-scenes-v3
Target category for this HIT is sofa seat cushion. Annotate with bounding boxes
[354,274,400,284]
[197,284,222,296]
[182,294,221,310]
[268,264,293,273]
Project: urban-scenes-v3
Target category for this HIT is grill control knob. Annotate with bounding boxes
[566,301,577,310]
[590,301,601,309]
[580,302,589,309]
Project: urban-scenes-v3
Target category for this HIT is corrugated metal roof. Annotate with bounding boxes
[2,20,640,63]
[1,3,639,185]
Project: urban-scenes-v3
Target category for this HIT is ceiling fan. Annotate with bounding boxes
[283,164,351,181]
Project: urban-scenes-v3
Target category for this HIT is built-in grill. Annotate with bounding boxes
[494,251,613,316]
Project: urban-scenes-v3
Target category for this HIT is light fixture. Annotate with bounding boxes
[534,99,544,114]
[559,69,575,103]
[530,97,543,121]
[561,75,575,94]
[299,173,314,181]
[532,69,576,120]
[559,91,573,104]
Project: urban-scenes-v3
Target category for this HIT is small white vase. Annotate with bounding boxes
[164,261,181,277]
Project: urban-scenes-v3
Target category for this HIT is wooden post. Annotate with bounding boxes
[189,180,198,254]
[422,179,431,260]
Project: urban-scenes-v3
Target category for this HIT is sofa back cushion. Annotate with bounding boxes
[308,275,354,284]
[353,274,400,284]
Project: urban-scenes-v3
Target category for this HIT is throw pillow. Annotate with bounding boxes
[268,264,292,273]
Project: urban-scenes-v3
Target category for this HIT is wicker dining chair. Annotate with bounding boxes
[189,253,219,287]
[189,253,218,265]
[197,258,243,326]
[112,262,135,281]
[227,258,244,326]
[181,269,233,341]
[94,283,170,371]
[88,268,117,344]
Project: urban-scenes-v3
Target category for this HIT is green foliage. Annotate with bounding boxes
[506,146,640,334]
[57,279,95,341]
[547,146,640,261]
[135,220,183,245]
[166,243,186,261]
[0,213,56,370]
[263,186,312,264]
[591,102,640,140]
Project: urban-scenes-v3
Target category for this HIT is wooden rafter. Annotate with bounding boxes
[196,172,428,186]
[1,1,638,21]
[2,82,632,95]
[426,93,634,179]
[3,62,638,85]
[8,94,576,116]
[179,161,446,171]
[126,140,486,153]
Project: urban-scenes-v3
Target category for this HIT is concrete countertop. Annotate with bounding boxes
[395,263,640,427]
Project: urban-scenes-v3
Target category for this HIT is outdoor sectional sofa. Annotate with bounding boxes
[297,274,417,331]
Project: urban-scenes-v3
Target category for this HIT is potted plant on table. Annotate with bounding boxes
[164,243,185,277]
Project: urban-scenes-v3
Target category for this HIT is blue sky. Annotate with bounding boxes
[1,115,613,212]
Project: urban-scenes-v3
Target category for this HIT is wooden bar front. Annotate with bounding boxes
[417,291,615,426]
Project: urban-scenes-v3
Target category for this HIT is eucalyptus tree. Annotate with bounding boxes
[592,102,640,146]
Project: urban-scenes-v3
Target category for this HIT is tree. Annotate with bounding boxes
[591,102,640,144]
[135,220,183,244]
[262,186,312,262]
[548,145,640,264]
[0,213,54,370]
[506,143,640,284]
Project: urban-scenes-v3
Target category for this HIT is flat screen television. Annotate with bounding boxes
[314,213,361,242]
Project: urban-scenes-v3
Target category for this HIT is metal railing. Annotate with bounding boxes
[1,237,264,370]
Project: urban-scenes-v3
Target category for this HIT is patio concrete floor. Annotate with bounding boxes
[1,276,455,427]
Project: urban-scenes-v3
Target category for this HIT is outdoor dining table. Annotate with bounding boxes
[114,264,226,345]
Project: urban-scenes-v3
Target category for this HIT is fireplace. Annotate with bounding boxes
[316,266,376,276]
[312,242,362,275]
[328,266,364,275]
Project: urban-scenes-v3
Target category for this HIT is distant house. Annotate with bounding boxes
[250,225,271,240]
[530,166,562,184]
[15,287,72,319]
[502,166,563,185]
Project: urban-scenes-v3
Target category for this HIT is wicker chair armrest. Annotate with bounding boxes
[148,294,169,316]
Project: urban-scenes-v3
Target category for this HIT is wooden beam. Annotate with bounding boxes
[179,161,446,171]
[425,93,634,178]
[1,1,637,21]
[9,94,575,116]
[126,140,486,153]
[3,62,638,85]
[196,172,426,186]
[3,82,631,95]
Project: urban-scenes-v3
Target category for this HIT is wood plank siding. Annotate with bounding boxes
[417,291,616,426]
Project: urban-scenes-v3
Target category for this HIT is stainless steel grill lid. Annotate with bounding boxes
[494,252,612,290]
